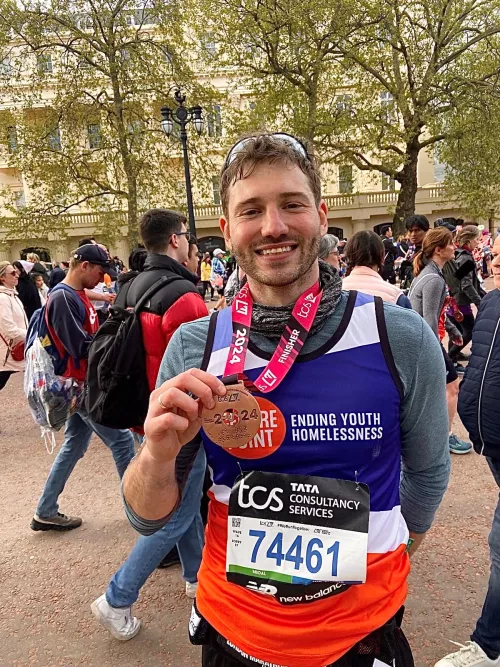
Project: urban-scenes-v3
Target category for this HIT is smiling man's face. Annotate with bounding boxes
[220,160,327,291]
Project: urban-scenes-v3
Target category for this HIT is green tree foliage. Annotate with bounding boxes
[0,0,218,238]
[194,0,500,232]
[438,92,500,220]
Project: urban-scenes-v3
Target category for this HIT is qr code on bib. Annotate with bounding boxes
[232,518,241,528]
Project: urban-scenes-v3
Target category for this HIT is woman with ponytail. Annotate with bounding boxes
[409,228,472,455]
[447,225,485,365]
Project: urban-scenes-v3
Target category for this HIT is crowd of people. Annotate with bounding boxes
[0,132,500,667]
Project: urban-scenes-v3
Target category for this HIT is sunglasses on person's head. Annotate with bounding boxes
[223,132,310,170]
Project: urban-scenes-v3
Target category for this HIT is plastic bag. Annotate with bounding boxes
[24,339,84,453]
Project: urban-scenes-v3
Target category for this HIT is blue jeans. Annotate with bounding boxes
[471,457,500,660]
[106,447,206,608]
[35,411,135,519]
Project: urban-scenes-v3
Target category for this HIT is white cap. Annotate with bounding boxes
[213,248,224,256]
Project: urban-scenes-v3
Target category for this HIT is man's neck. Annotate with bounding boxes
[246,262,320,306]
[63,273,84,291]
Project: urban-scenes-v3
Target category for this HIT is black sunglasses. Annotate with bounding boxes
[176,231,197,244]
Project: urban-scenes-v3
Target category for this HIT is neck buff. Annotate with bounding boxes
[226,260,343,340]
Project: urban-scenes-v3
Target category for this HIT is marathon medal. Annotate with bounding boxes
[201,383,261,449]
[203,281,322,450]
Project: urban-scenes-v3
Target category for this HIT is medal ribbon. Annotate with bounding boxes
[224,281,322,393]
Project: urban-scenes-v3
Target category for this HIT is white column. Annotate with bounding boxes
[109,238,130,262]
[0,244,11,262]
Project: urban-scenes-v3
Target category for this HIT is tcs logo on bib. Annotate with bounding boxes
[227,397,286,459]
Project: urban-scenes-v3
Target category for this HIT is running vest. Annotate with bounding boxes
[197,291,410,667]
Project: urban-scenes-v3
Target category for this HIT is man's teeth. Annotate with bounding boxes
[261,246,293,255]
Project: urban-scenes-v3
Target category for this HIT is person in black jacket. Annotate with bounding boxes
[448,225,486,366]
[380,224,401,284]
[434,235,500,667]
[12,261,41,321]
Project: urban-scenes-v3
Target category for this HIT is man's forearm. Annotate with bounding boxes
[122,445,179,521]
[84,288,108,302]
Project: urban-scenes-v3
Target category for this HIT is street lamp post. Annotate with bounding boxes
[161,89,204,237]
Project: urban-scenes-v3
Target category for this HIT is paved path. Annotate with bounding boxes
[1,370,497,667]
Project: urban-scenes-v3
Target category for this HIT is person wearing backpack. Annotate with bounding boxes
[91,209,208,639]
[30,244,135,532]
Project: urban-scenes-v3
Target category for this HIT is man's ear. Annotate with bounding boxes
[318,200,328,237]
[220,216,231,251]
[170,233,180,250]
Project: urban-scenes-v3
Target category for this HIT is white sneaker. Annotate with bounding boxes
[91,594,141,641]
[435,641,500,666]
[185,582,198,599]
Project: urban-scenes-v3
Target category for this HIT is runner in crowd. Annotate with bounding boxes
[91,209,208,639]
[0,261,28,391]
[435,233,500,667]
[30,245,136,532]
[342,230,411,307]
[318,234,341,271]
[200,252,215,301]
[408,228,472,455]
[380,225,401,284]
[121,133,450,667]
[447,225,486,370]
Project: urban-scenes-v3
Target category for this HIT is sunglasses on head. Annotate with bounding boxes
[223,132,310,170]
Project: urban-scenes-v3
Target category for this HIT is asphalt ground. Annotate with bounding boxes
[0,345,497,666]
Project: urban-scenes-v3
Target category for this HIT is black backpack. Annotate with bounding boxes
[84,275,182,429]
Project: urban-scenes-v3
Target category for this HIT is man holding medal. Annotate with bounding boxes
[122,133,450,667]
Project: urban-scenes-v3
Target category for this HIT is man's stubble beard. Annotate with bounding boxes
[233,235,321,288]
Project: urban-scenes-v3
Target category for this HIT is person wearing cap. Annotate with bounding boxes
[30,244,135,532]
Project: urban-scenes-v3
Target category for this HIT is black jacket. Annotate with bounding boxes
[454,247,485,306]
[382,237,401,268]
[15,274,41,322]
[458,289,500,457]
[49,266,66,288]
[32,262,49,285]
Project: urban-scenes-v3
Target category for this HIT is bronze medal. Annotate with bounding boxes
[202,383,261,449]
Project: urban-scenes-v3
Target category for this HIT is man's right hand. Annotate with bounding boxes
[144,369,226,464]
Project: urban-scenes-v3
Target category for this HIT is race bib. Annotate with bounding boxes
[226,471,370,605]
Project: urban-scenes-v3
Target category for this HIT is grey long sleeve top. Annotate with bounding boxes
[124,292,450,536]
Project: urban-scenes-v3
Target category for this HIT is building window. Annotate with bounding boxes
[87,123,102,149]
[212,176,221,205]
[338,165,353,194]
[202,33,217,57]
[7,126,18,153]
[380,91,395,123]
[15,190,26,210]
[207,105,222,138]
[434,146,446,182]
[77,15,93,30]
[335,94,352,113]
[381,173,396,190]
[48,126,62,151]
[0,57,12,76]
[37,53,53,73]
